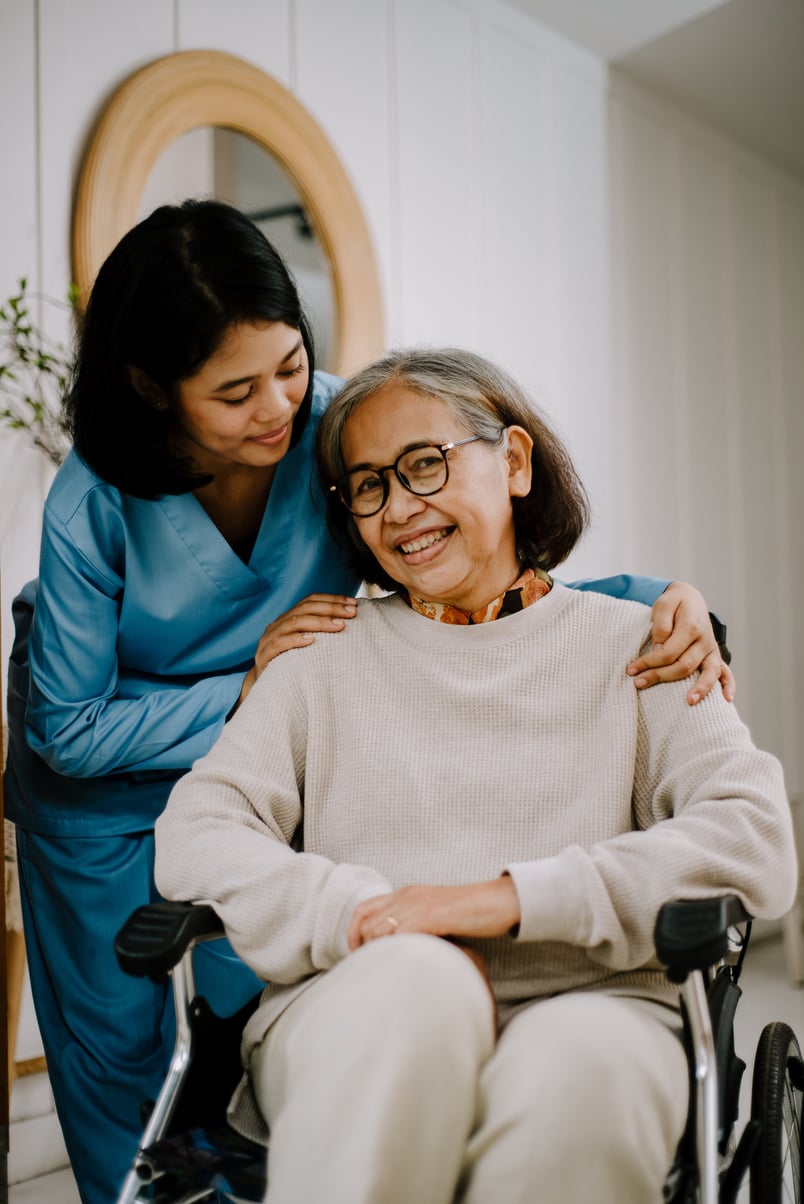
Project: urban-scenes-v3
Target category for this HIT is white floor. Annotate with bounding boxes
[7,1170,80,1204]
[6,933,803,1204]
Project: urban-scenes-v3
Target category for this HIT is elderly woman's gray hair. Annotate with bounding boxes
[316,347,590,591]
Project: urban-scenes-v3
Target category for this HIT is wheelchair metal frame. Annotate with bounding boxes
[654,894,776,1204]
[683,968,720,1204]
[116,905,230,1204]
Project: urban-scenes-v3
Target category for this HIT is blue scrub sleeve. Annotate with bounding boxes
[563,574,669,606]
[25,515,244,779]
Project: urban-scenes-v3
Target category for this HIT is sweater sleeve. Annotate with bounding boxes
[154,663,392,983]
[505,680,798,971]
[25,506,243,778]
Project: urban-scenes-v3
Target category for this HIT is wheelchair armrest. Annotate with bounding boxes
[115,901,225,980]
[654,895,751,980]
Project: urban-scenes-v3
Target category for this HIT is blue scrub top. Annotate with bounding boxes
[5,368,667,837]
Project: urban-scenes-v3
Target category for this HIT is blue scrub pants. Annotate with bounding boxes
[15,826,263,1204]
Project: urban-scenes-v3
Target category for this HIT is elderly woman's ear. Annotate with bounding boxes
[505,426,533,498]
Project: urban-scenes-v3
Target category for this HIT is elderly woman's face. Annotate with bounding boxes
[341,384,532,612]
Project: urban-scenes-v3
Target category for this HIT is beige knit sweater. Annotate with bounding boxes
[155,585,797,1135]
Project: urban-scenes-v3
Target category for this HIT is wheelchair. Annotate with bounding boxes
[113,895,803,1204]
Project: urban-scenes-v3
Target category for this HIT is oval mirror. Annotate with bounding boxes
[140,126,337,368]
[72,50,384,376]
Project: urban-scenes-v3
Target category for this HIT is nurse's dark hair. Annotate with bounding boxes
[64,197,316,498]
[316,347,590,589]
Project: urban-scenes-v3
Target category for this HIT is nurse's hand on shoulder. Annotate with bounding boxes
[235,594,357,711]
[627,581,736,706]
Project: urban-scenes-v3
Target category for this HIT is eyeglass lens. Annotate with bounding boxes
[342,446,449,515]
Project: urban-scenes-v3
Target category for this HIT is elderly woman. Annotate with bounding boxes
[155,348,797,1204]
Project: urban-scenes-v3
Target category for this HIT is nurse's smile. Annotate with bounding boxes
[249,421,292,447]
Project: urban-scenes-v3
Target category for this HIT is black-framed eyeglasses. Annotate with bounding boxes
[330,436,483,517]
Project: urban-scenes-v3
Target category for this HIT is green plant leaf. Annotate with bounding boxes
[0,276,72,464]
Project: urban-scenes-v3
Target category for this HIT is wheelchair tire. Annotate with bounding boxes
[749,1021,803,1204]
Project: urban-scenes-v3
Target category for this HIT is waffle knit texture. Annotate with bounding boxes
[155,584,797,1141]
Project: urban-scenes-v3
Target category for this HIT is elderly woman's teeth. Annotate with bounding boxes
[400,528,451,554]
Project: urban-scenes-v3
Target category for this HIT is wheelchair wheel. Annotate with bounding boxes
[750,1021,803,1204]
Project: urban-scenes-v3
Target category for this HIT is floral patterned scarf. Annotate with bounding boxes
[405,566,552,625]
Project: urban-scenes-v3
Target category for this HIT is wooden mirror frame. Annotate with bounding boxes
[72,50,384,376]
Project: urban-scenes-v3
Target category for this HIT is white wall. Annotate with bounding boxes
[609,73,804,794]
[0,0,802,1138]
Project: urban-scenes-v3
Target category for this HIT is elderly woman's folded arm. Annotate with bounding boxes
[506,675,797,970]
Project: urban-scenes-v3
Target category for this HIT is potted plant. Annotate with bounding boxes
[0,277,75,466]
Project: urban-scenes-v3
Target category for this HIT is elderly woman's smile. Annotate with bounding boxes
[395,525,454,558]
[340,384,533,612]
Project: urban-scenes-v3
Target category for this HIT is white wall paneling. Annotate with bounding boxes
[0,0,39,295]
[37,0,175,312]
[609,73,804,794]
[479,25,555,391]
[392,0,481,348]
[728,169,784,760]
[775,192,804,788]
[479,19,618,579]
[673,138,738,617]
[177,0,292,82]
[294,0,393,359]
[610,95,685,576]
[0,0,50,726]
[541,57,615,579]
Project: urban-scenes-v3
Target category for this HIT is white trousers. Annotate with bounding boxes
[249,934,689,1204]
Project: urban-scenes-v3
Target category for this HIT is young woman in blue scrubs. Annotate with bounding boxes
[3,198,731,1204]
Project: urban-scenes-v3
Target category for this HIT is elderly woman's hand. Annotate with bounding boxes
[347,878,521,950]
[626,581,735,706]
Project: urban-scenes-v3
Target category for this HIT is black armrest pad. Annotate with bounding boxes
[654,895,750,977]
[115,901,224,980]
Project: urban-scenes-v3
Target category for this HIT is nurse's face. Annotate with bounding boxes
[172,321,309,472]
